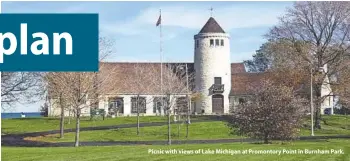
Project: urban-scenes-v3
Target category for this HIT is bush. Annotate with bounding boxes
[227,81,308,144]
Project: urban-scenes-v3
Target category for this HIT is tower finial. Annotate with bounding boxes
[209,7,213,17]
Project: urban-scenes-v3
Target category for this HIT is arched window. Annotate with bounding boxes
[210,39,214,46]
[221,39,224,46]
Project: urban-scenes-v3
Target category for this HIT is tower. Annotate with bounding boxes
[194,17,231,114]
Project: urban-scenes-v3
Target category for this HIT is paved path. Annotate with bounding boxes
[2,119,350,147]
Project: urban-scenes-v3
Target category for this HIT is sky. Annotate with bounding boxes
[2,1,293,112]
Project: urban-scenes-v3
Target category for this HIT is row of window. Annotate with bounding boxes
[108,96,189,114]
[195,39,225,48]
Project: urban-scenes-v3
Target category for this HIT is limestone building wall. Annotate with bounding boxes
[194,33,231,114]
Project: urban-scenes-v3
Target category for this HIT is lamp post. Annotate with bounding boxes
[310,67,315,136]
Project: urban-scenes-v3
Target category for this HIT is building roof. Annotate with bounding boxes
[229,70,312,97]
[48,62,257,97]
[99,62,247,95]
[230,72,269,96]
[199,17,225,34]
[231,63,246,73]
[99,62,195,95]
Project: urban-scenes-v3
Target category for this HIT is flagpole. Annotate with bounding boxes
[159,9,163,115]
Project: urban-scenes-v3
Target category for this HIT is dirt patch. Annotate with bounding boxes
[24,134,58,143]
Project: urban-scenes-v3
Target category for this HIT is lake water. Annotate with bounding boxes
[1,112,42,119]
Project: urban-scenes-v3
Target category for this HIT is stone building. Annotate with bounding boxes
[48,16,335,116]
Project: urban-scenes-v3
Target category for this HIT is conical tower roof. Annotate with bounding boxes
[199,17,225,34]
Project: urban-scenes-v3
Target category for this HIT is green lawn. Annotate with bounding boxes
[26,121,239,142]
[300,115,350,136]
[26,115,350,143]
[1,116,174,134]
[2,139,350,161]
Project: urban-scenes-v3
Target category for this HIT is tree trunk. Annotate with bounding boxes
[59,96,65,139]
[186,97,190,138]
[315,104,322,129]
[167,108,171,145]
[264,133,269,144]
[137,95,140,135]
[137,112,140,135]
[74,108,81,147]
[314,85,322,129]
[177,114,180,137]
[186,119,189,138]
[68,109,71,124]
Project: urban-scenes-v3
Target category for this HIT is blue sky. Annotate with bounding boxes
[2,1,293,112]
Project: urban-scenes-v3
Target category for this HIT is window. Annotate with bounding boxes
[131,97,146,113]
[108,97,124,114]
[176,97,188,113]
[215,39,220,46]
[195,40,199,48]
[221,39,224,46]
[80,95,87,104]
[214,77,222,84]
[153,97,166,113]
[210,39,214,46]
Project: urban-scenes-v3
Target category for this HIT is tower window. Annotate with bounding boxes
[196,40,199,48]
[214,77,222,84]
[215,39,220,46]
[221,39,224,46]
[210,39,214,46]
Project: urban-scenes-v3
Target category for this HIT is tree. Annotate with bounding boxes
[39,102,48,117]
[125,64,160,135]
[1,72,44,110]
[44,35,117,147]
[228,80,308,144]
[333,62,350,113]
[266,1,350,129]
[161,63,193,145]
[46,65,118,147]
[45,72,72,139]
[243,43,272,72]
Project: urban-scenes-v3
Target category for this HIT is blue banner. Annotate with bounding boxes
[0,13,99,71]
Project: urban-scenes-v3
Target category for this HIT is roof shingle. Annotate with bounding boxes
[199,17,225,34]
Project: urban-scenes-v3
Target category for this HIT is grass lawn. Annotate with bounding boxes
[25,115,350,143]
[25,121,239,142]
[300,115,350,136]
[2,139,350,161]
[1,116,180,134]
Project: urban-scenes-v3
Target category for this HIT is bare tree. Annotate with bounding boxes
[266,1,350,129]
[1,72,44,110]
[44,35,117,147]
[46,65,118,147]
[160,63,193,145]
[45,72,73,139]
[125,64,160,135]
[228,80,308,144]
